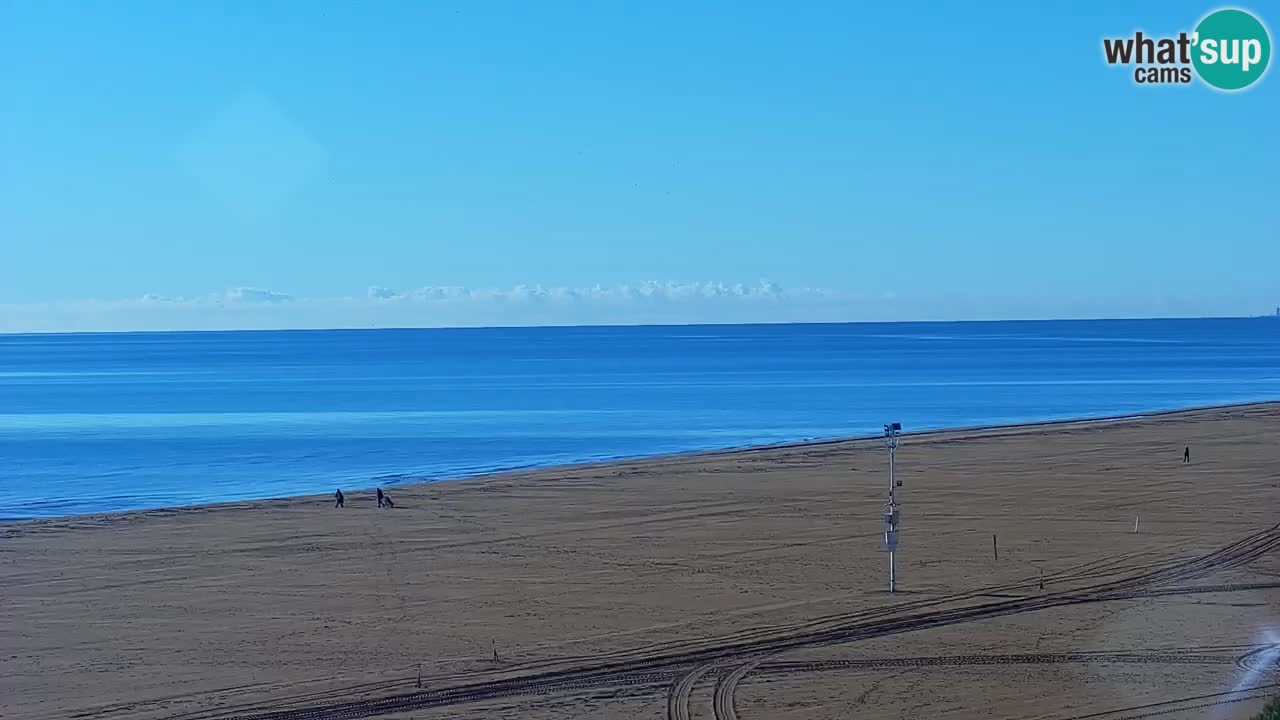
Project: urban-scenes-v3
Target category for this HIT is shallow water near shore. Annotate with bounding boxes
[2,317,1278,520]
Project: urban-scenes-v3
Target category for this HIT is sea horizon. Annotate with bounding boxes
[2,312,1277,338]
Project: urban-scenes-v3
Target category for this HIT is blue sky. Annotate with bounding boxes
[1,1,1277,331]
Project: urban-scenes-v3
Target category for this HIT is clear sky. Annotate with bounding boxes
[1,1,1276,331]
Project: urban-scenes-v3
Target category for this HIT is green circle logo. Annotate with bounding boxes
[1192,8,1271,90]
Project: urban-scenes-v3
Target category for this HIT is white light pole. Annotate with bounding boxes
[883,422,902,593]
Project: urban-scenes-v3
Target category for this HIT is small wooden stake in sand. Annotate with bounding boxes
[1133,515,1140,534]
[992,534,999,562]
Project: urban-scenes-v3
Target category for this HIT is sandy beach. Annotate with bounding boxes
[4,403,1280,720]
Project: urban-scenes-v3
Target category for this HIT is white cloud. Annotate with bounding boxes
[224,287,294,303]
[0,282,1256,334]
[0,281,846,333]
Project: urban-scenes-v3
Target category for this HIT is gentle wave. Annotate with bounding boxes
[2,318,1278,520]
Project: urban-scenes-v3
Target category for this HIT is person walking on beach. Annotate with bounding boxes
[334,488,345,508]
[376,488,385,508]
[1183,445,1191,463]
[382,493,395,508]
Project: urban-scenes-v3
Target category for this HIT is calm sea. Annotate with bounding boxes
[1,318,1277,520]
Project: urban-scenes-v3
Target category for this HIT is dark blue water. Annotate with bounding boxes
[1,318,1277,520]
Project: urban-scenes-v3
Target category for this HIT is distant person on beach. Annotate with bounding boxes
[1184,446,1191,463]
[376,488,385,508]
[382,493,395,508]
[334,489,345,508]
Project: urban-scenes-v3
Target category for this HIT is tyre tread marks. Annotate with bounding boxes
[158,525,1280,720]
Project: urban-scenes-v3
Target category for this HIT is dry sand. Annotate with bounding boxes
[3,404,1280,720]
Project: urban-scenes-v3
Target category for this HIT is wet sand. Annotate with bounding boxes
[3,403,1279,720]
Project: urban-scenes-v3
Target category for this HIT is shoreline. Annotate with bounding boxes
[6,400,1279,719]
[7,398,1276,528]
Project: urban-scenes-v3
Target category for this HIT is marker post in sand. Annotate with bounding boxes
[883,422,902,593]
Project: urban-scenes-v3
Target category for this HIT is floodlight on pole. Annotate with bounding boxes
[883,422,902,593]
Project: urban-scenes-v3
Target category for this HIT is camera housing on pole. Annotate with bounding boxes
[883,422,902,593]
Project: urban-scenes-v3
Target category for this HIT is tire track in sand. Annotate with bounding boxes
[667,662,718,720]
[155,525,1280,720]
